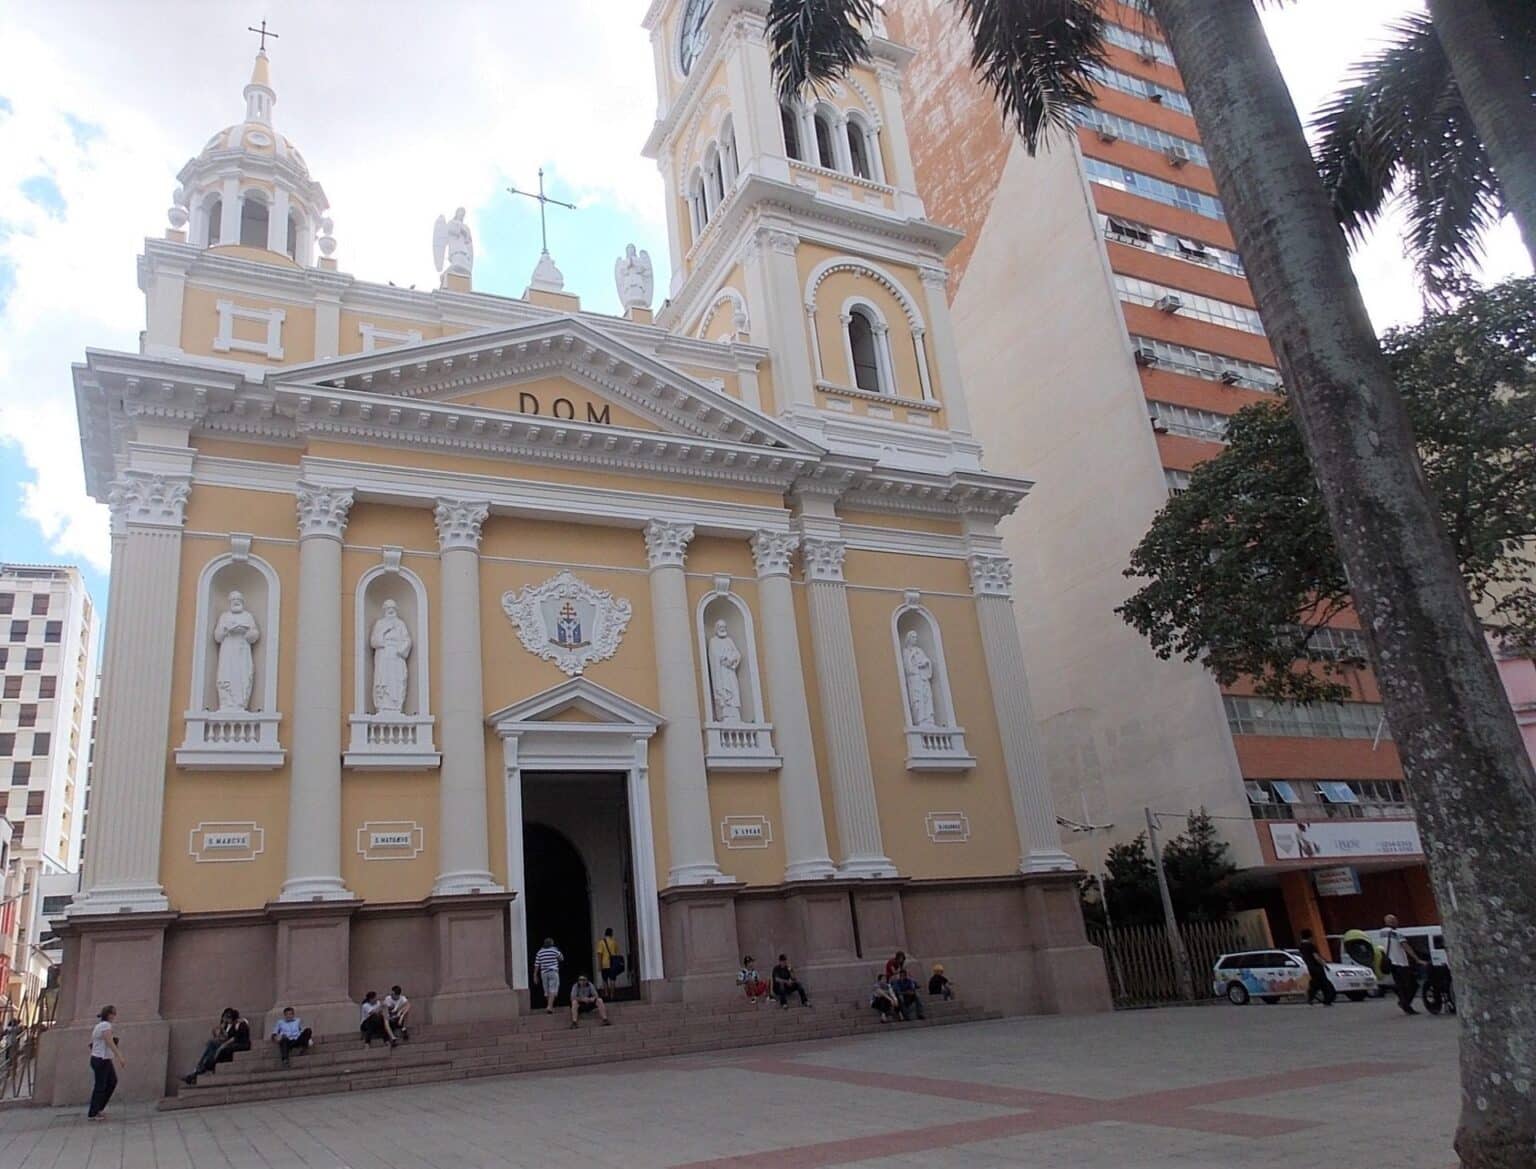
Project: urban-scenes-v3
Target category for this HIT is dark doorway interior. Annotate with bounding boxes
[524,822,592,1008]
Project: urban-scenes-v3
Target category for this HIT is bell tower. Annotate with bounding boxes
[641,0,980,469]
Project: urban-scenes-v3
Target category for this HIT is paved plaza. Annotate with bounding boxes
[0,1001,1456,1169]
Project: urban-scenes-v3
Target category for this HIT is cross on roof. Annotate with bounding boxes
[247,19,279,52]
[507,168,578,255]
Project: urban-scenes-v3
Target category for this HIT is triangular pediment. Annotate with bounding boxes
[486,677,664,732]
[275,316,819,453]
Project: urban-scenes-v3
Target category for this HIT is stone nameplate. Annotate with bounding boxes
[189,821,264,863]
[357,820,425,861]
[925,812,971,843]
[720,815,772,849]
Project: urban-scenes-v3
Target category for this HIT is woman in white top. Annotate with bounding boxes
[87,1005,126,1120]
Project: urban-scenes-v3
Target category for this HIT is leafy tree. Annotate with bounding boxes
[1160,812,1237,923]
[1100,833,1161,927]
[769,3,1536,1163]
[1120,278,1536,705]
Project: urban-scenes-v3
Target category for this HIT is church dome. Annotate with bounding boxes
[170,49,333,267]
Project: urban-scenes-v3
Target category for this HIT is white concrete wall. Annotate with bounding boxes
[947,139,1260,869]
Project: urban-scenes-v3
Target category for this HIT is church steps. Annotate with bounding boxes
[160,1001,996,1110]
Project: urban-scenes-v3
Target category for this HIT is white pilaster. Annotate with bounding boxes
[968,554,1075,873]
[918,265,974,435]
[433,499,502,896]
[219,177,241,245]
[279,482,355,902]
[750,531,837,882]
[874,62,925,218]
[645,520,730,886]
[723,12,791,183]
[799,536,895,877]
[70,472,190,915]
[267,186,290,254]
[741,226,816,410]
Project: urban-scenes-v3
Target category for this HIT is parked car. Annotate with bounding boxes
[1212,949,1379,1005]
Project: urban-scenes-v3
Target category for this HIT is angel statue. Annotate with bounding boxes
[432,207,474,277]
[614,244,653,310]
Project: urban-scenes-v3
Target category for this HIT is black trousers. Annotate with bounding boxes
[87,1056,117,1117]
[1306,968,1336,1005]
[774,980,807,1006]
[871,997,897,1018]
[278,1029,313,1059]
[361,1013,390,1042]
[899,994,926,1020]
[1392,964,1420,1012]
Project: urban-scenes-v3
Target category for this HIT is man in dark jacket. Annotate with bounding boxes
[1299,930,1335,1006]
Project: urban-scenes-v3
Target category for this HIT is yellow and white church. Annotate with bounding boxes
[46,0,1108,1101]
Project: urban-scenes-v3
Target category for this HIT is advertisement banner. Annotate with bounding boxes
[1270,819,1422,862]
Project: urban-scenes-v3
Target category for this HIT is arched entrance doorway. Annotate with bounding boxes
[523,822,592,1008]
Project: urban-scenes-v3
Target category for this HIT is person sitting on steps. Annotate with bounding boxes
[271,1007,313,1068]
[183,1007,250,1085]
[359,991,398,1047]
[928,964,954,1001]
[384,985,411,1040]
[569,974,611,1028]
[891,966,926,1021]
[870,973,901,1023]
[771,954,810,1009]
[738,955,769,1005]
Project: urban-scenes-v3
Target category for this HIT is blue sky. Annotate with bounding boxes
[0,0,1529,625]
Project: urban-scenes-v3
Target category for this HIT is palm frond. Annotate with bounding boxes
[1312,15,1504,302]
[767,0,876,104]
[956,0,1107,156]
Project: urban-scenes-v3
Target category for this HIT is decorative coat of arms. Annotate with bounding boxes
[501,571,633,677]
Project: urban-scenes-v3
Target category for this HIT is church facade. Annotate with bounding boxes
[44,0,1107,1102]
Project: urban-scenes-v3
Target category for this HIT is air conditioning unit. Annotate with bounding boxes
[1220,369,1244,385]
[1138,48,1157,64]
[1133,347,1158,368]
[1148,91,1165,104]
[1148,407,1168,434]
[1154,294,1183,314]
[1097,128,1120,144]
[1165,145,1190,167]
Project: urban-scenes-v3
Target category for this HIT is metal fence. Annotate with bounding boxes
[1088,919,1267,1008]
[0,987,58,1101]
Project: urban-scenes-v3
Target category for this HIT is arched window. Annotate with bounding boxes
[203,196,223,246]
[286,210,300,259]
[720,116,739,188]
[814,111,838,170]
[847,306,883,393]
[239,193,269,248]
[705,145,725,210]
[688,170,708,237]
[781,104,803,162]
[846,115,879,181]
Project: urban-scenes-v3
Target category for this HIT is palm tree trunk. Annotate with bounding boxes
[1148,2,1536,1166]
[1427,0,1536,268]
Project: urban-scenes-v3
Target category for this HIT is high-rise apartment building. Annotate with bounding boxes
[0,564,98,999]
[887,0,1437,945]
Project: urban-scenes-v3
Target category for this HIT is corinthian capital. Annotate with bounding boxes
[750,530,799,578]
[434,499,490,552]
[108,470,191,530]
[643,519,695,569]
[800,537,847,583]
[968,554,1013,598]
[295,481,354,541]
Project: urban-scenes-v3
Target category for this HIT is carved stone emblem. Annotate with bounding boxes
[501,571,633,677]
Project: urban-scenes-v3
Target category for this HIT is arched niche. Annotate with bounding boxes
[695,582,781,771]
[176,536,285,769]
[346,548,439,770]
[892,596,975,772]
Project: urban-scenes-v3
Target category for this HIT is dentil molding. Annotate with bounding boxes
[295,481,354,540]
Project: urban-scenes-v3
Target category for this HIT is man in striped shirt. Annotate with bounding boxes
[534,938,564,1014]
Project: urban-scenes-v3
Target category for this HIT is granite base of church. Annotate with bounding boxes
[39,875,1106,1106]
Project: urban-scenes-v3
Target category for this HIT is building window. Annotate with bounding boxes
[1280,624,1371,662]
[0,648,6,669]
[10,762,29,786]
[781,103,804,162]
[1114,274,1266,335]
[2,678,19,700]
[1163,468,1192,496]
[720,119,738,187]
[286,210,300,259]
[847,118,875,180]
[25,791,43,817]
[31,732,49,756]
[9,621,26,642]
[37,676,55,699]
[1083,157,1226,220]
[24,649,42,671]
[204,196,223,245]
[847,306,885,393]
[0,733,12,756]
[29,595,48,616]
[18,704,36,728]
[1103,22,1176,65]
[814,111,838,170]
[1223,695,1389,740]
[1076,107,1209,167]
[0,595,12,615]
[1101,214,1245,276]
[239,194,270,248]
[1148,401,1229,442]
[1128,335,1282,390]
[40,895,71,916]
[43,621,61,644]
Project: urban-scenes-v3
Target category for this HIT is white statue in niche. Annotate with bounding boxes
[707,619,744,724]
[370,599,412,714]
[614,243,654,310]
[432,207,474,277]
[213,591,260,711]
[902,630,937,728]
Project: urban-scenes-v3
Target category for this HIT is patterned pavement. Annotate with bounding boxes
[0,999,1458,1168]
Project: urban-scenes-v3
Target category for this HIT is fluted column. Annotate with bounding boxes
[750,532,836,882]
[800,537,894,877]
[279,482,354,902]
[433,500,502,896]
[70,472,190,915]
[645,520,729,886]
[969,554,1075,873]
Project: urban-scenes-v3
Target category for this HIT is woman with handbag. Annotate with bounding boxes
[597,927,625,997]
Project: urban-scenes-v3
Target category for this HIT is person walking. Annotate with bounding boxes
[87,1005,126,1120]
[1298,929,1336,1006]
[597,927,622,998]
[534,937,565,1014]
[1381,915,1425,1015]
